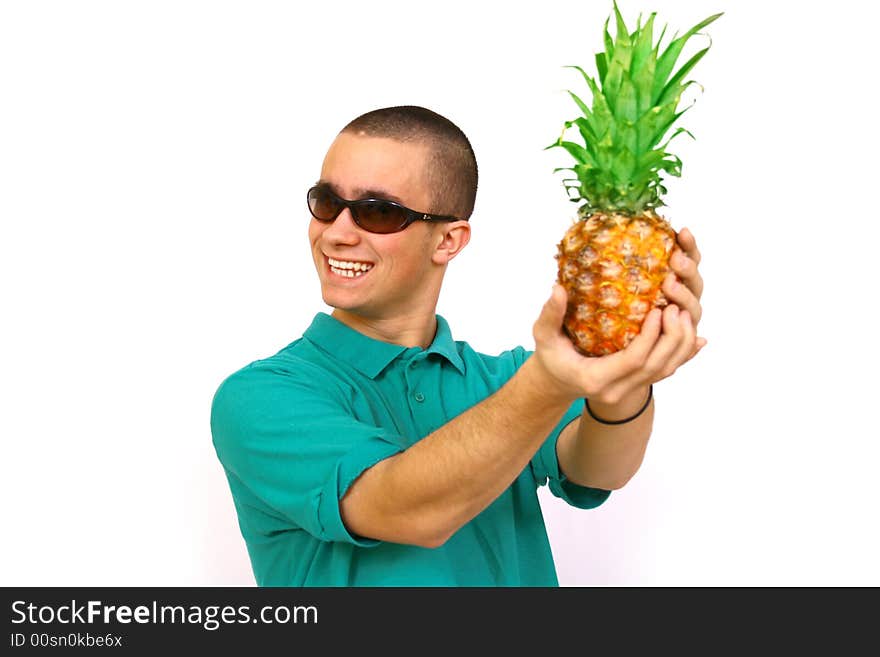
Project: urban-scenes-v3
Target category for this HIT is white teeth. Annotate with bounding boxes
[328,257,373,276]
[330,265,368,278]
[328,257,373,270]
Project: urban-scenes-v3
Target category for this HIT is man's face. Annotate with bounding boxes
[309,132,443,321]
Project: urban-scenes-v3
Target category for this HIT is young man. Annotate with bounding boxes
[210,106,705,586]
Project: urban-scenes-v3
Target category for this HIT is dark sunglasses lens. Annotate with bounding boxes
[308,187,342,221]
[355,200,408,234]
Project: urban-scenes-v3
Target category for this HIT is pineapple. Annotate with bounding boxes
[551,3,721,356]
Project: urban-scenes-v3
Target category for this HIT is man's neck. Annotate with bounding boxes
[331,308,438,349]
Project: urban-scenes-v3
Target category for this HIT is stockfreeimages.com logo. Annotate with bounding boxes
[11,599,318,632]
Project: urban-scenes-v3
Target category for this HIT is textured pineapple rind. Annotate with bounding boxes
[556,209,676,357]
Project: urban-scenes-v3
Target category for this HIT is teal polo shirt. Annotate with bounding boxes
[210,313,610,586]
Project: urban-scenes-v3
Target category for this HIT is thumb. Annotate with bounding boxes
[534,284,568,339]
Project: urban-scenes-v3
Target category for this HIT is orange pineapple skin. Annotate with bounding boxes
[556,210,676,357]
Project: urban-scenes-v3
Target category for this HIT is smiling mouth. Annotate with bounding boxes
[327,256,374,278]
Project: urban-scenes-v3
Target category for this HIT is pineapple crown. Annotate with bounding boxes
[549,2,721,215]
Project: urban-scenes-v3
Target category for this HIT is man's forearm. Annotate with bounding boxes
[556,384,654,490]
[340,356,574,547]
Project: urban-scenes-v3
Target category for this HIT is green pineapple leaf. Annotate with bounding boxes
[566,90,592,121]
[657,46,711,107]
[603,16,615,63]
[551,3,721,214]
[556,140,596,166]
[595,52,608,84]
[653,13,722,104]
[631,12,655,75]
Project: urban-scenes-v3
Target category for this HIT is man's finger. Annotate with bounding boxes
[662,272,703,324]
[682,336,708,365]
[669,250,704,301]
[642,304,685,377]
[590,307,663,381]
[533,284,568,342]
[665,309,697,375]
[623,307,663,366]
[677,227,702,265]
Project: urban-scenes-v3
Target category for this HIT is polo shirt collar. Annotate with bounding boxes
[425,314,465,375]
[303,313,465,379]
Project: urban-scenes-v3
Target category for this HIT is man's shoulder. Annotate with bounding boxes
[455,341,533,375]
[214,336,337,396]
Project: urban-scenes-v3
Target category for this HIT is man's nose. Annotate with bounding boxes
[322,207,361,243]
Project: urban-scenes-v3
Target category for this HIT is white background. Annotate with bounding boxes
[2,0,878,586]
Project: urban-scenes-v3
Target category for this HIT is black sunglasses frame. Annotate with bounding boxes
[307,185,462,234]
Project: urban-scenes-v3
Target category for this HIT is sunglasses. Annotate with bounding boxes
[307,184,461,234]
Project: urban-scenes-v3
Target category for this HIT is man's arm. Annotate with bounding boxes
[555,385,655,491]
[340,355,574,548]
[342,229,705,548]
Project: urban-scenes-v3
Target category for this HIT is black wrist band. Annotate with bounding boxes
[584,385,653,425]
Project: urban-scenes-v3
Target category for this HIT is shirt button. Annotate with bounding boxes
[414,392,425,403]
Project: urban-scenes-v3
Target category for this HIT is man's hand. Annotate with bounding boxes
[532,227,706,408]
[663,227,705,354]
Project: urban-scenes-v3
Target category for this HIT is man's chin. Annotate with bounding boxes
[322,291,367,315]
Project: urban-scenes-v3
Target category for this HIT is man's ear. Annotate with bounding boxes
[432,221,471,265]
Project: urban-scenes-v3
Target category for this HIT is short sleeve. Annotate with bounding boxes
[531,402,612,510]
[210,361,406,546]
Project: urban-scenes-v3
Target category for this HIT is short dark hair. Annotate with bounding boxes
[341,106,478,220]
